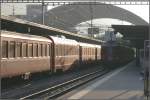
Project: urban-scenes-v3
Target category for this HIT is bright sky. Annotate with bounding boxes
[116,5,149,23]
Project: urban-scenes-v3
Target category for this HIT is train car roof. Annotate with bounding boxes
[95,45,101,48]
[49,36,78,45]
[1,30,52,42]
[79,42,100,48]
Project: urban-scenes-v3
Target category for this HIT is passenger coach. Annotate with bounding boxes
[1,31,52,79]
[1,31,102,79]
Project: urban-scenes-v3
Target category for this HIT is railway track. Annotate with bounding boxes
[20,68,109,100]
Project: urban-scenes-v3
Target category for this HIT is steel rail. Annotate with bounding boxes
[19,68,108,99]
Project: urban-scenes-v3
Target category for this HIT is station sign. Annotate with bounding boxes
[88,28,99,34]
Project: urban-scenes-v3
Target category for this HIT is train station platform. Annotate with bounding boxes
[58,61,145,100]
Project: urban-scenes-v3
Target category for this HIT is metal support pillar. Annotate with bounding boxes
[135,48,140,66]
[144,40,150,98]
[89,3,93,38]
[42,0,45,25]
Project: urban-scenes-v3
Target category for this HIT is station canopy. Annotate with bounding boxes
[112,25,149,49]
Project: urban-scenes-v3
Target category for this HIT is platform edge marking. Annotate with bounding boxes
[68,65,129,99]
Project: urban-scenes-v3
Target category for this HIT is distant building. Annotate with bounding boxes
[1,4,77,33]
[1,3,26,16]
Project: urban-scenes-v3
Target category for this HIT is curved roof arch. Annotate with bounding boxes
[45,3,148,30]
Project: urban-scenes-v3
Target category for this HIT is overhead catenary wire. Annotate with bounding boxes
[1,0,149,5]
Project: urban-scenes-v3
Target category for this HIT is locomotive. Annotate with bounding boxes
[1,30,101,79]
[101,41,135,66]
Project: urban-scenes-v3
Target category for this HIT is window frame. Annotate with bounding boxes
[9,41,15,58]
[2,40,8,58]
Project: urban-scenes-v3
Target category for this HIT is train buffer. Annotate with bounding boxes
[58,61,146,100]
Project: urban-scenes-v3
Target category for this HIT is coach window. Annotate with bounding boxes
[2,41,8,58]
[73,46,74,55]
[58,45,60,56]
[64,45,66,56]
[68,45,70,55]
[69,45,71,55]
[16,42,22,57]
[72,46,73,55]
[85,48,86,55]
[58,45,61,56]
[82,48,84,55]
[58,44,62,56]
[65,45,67,55]
[71,46,73,55]
[61,45,63,56]
[42,44,45,56]
[22,43,27,57]
[47,44,50,56]
[86,48,87,55]
[65,45,67,56]
[74,47,76,55]
[83,48,86,55]
[85,48,87,55]
[44,44,46,56]
[93,48,94,55]
[38,44,41,56]
[56,45,58,56]
[84,48,86,55]
[28,43,33,57]
[45,44,47,56]
[33,43,38,57]
[62,45,64,56]
[62,45,65,56]
[70,45,72,55]
[40,44,43,57]
[88,48,89,55]
[9,41,15,58]
[60,45,62,56]
[55,45,57,56]
[59,45,61,56]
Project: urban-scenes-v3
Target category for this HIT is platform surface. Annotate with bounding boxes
[58,62,145,100]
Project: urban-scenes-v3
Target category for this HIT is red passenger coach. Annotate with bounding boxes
[1,31,102,79]
[1,31,52,79]
[48,36,79,72]
[79,43,101,66]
